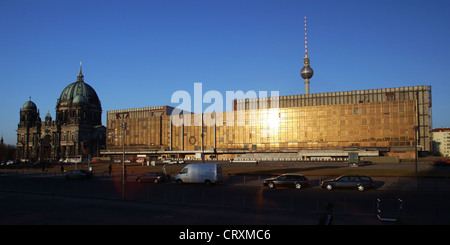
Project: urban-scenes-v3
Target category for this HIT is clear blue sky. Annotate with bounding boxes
[1,0,449,144]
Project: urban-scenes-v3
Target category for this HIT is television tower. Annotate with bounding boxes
[300,15,314,94]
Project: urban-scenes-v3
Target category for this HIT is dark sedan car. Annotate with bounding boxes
[65,170,93,179]
[321,175,374,192]
[263,174,309,189]
[136,172,169,183]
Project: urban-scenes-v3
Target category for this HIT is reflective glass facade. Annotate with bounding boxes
[104,86,431,159]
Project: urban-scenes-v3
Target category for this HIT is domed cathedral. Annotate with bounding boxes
[17,66,106,162]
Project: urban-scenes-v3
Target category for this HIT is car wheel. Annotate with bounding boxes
[294,183,302,189]
[176,179,183,185]
[325,184,333,191]
[268,182,275,188]
[357,185,365,192]
[154,178,159,184]
[205,180,212,186]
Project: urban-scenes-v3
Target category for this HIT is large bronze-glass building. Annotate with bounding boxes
[103,85,431,161]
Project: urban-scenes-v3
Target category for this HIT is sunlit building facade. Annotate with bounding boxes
[102,85,431,160]
[432,128,450,156]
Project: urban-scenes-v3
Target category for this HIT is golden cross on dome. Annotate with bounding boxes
[78,62,83,76]
[77,62,84,82]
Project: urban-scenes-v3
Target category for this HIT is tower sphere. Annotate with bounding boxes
[301,65,314,79]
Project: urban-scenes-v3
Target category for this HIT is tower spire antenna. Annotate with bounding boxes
[304,14,308,58]
[300,14,313,94]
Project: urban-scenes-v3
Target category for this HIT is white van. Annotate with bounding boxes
[175,163,223,186]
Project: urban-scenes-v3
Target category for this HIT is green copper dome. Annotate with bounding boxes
[58,68,100,106]
[72,94,87,104]
[22,99,37,110]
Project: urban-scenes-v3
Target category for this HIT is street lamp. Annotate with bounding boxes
[122,122,126,200]
[414,126,418,190]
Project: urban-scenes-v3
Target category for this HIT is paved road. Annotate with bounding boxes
[1,173,450,225]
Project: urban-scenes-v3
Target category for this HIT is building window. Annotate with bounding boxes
[386,92,395,101]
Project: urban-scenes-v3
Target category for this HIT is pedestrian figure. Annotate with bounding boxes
[318,203,334,225]
[60,164,64,175]
[108,164,112,176]
[163,164,167,174]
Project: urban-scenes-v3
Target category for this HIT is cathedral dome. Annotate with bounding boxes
[58,67,100,106]
[22,99,37,110]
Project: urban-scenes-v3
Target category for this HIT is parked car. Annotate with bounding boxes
[430,159,450,167]
[321,175,374,192]
[263,174,309,189]
[65,170,93,179]
[136,172,169,183]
